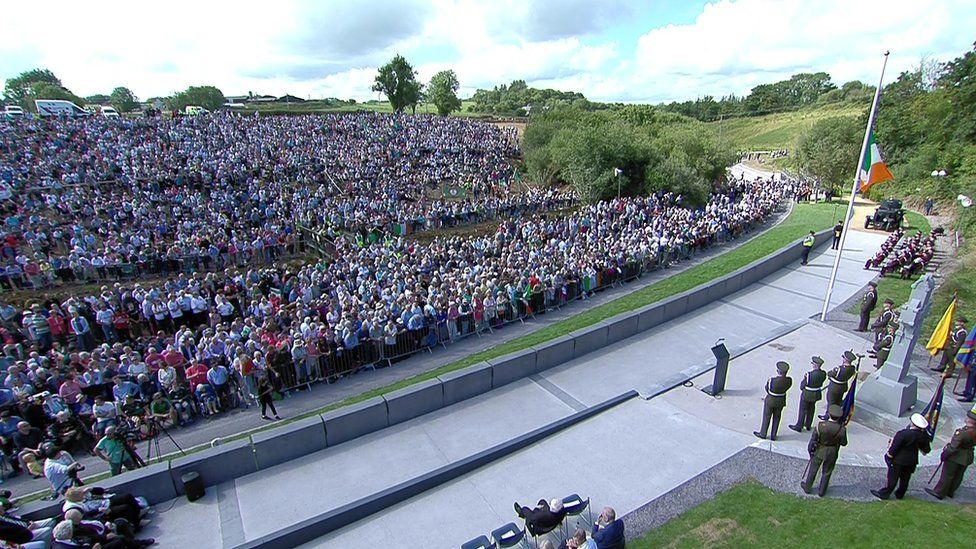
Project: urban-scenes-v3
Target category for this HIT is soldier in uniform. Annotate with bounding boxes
[925,411,976,500]
[789,356,827,432]
[822,351,857,419]
[873,323,897,369]
[831,221,843,250]
[933,317,968,375]
[754,361,793,441]
[857,282,878,332]
[801,404,848,497]
[871,299,895,338]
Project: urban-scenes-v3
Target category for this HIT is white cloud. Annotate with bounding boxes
[0,0,974,103]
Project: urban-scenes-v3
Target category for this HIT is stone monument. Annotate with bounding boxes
[857,275,935,416]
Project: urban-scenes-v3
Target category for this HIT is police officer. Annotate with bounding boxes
[871,299,895,338]
[872,414,932,500]
[801,404,848,497]
[874,323,897,369]
[925,411,976,500]
[933,317,968,375]
[822,351,857,419]
[754,361,793,441]
[800,231,816,266]
[856,282,878,332]
[790,356,827,432]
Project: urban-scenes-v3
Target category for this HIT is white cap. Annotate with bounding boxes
[910,413,929,429]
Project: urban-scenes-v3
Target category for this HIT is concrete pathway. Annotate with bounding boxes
[144,229,908,547]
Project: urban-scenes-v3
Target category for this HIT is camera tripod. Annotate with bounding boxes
[143,418,187,464]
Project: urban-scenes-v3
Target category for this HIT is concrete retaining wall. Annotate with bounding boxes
[20,230,829,520]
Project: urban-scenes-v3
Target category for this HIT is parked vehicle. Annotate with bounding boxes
[184,105,210,116]
[34,99,90,118]
[3,105,24,119]
[101,106,121,118]
[864,198,905,232]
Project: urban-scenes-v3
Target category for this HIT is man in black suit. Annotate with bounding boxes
[857,282,877,332]
[514,498,566,535]
[871,414,932,500]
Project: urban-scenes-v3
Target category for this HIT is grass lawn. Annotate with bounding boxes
[630,482,974,548]
[711,103,866,152]
[846,211,932,315]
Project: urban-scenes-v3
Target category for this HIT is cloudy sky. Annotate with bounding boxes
[1,0,973,103]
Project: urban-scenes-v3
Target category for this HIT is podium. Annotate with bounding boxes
[702,343,730,396]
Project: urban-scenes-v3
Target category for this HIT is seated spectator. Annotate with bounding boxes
[194,384,219,415]
[62,487,147,532]
[47,411,95,456]
[92,396,118,436]
[147,392,178,428]
[591,507,624,549]
[111,377,139,404]
[62,508,154,548]
[0,502,54,548]
[206,362,231,407]
[561,527,596,549]
[13,421,44,462]
[0,411,23,477]
[514,498,566,535]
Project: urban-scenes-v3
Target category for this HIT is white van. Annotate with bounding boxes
[101,106,121,118]
[3,105,24,119]
[34,100,90,118]
[184,105,209,116]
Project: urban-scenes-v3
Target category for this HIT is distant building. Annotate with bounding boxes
[277,94,305,103]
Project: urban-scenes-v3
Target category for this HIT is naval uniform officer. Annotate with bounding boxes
[754,361,793,441]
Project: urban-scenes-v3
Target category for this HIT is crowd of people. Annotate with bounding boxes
[0,113,568,288]
[863,229,936,279]
[0,111,796,532]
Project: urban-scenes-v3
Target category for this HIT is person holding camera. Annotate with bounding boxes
[42,443,85,496]
[94,427,137,477]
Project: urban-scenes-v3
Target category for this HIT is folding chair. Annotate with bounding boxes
[560,494,592,538]
[460,535,492,549]
[491,522,527,549]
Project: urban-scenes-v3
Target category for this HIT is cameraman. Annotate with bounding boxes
[94,426,138,477]
[41,442,85,496]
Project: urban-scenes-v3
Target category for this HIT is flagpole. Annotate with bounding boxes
[820,51,890,321]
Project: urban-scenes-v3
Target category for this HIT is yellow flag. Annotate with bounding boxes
[925,298,956,356]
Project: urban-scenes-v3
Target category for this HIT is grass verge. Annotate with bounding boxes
[846,211,933,315]
[630,482,974,548]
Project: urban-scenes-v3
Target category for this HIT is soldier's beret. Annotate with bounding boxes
[868,281,877,287]
[811,356,824,366]
[828,404,843,419]
[958,317,968,324]
[776,361,790,373]
[884,298,894,305]
[842,351,857,362]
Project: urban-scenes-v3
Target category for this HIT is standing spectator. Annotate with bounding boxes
[256,376,280,421]
[831,221,843,250]
[70,311,94,353]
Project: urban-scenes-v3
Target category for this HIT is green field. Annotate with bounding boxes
[631,482,973,548]
[710,103,866,152]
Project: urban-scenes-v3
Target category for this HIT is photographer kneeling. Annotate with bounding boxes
[94,427,139,477]
[41,443,85,497]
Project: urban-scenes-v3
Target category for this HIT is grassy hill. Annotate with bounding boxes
[709,103,866,152]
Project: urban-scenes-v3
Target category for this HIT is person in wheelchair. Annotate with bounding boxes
[194,383,220,416]
[165,383,196,425]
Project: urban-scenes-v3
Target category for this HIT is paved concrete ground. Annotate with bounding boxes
[144,227,906,547]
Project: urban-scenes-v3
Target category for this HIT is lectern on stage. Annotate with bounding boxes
[702,341,730,396]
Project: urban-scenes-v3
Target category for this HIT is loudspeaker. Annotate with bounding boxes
[182,471,205,502]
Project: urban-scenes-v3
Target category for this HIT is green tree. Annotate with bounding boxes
[3,68,63,107]
[167,85,225,111]
[109,87,139,113]
[372,55,420,113]
[797,116,862,193]
[31,83,85,107]
[85,94,112,105]
[427,70,462,116]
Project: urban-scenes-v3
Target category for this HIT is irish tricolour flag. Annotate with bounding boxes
[858,129,894,193]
